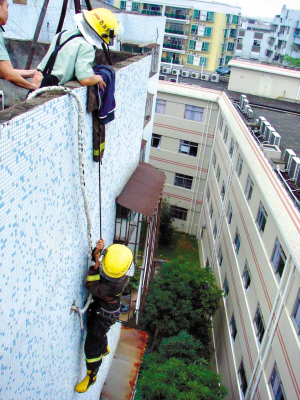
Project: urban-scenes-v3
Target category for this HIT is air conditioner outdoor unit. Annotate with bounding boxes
[240,94,247,109]
[163,67,171,74]
[201,73,210,81]
[181,70,190,77]
[243,99,249,111]
[288,156,300,180]
[244,104,251,114]
[172,69,179,75]
[283,149,296,170]
[191,72,200,79]
[269,131,281,147]
[296,168,300,188]
[211,74,220,82]
[258,116,267,134]
[169,78,177,82]
[159,75,166,80]
[263,122,272,140]
[247,108,253,119]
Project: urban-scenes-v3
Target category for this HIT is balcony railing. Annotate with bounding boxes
[251,45,261,53]
[165,28,187,35]
[163,43,185,51]
[161,57,180,64]
[165,13,189,20]
[141,9,162,16]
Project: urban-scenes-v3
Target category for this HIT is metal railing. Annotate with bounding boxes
[165,12,190,20]
[163,43,185,51]
[141,9,162,15]
[165,28,187,35]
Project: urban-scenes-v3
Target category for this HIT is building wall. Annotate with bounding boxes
[0,55,151,399]
[228,64,300,100]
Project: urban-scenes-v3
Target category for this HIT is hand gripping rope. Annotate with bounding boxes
[27,86,93,329]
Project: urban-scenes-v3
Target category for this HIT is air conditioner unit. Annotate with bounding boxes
[191,72,200,79]
[258,116,267,134]
[169,78,177,82]
[269,131,281,147]
[181,70,190,77]
[159,75,166,80]
[243,99,249,111]
[262,122,271,140]
[283,149,296,170]
[193,52,198,56]
[211,73,220,82]
[172,69,179,75]
[288,156,300,180]
[201,73,210,81]
[163,67,171,74]
[247,108,253,119]
[240,94,247,109]
[296,168,300,188]
[244,104,250,114]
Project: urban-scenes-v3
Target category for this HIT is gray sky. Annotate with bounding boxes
[225,0,300,19]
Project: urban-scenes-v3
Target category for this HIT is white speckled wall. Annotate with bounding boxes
[0,55,151,399]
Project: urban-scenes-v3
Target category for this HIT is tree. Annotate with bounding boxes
[140,257,223,358]
[283,54,300,67]
[158,198,176,246]
[136,332,227,400]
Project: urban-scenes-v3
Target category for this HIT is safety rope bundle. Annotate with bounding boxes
[27,86,93,327]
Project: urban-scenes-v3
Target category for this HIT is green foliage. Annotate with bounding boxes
[283,55,300,67]
[137,358,227,400]
[159,198,176,246]
[140,257,223,358]
[157,232,199,264]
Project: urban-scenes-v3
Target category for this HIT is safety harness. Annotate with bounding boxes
[40,30,83,87]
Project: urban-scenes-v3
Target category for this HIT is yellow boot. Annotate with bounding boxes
[75,369,98,393]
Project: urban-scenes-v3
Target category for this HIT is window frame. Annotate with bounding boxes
[242,261,251,290]
[171,205,188,221]
[184,104,204,122]
[223,275,229,296]
[238,360,248,397]
[179,140,198,157]
[254,304,265,344]
[218,246,223,266]
[212,151,217,169]
[151,133,162,149]
[155,98,166,114]
[216,165,221,182]
[223,126,228,143]
[245,174,254,201]
[213,221,217,240]
[219,116,224,132]
[174,173,193,190]
[221,181,226,201]
[236,154,243,177]
[269,364,286,400]
[229,138,235,158]
[209,202,214,219]
[230,314,237,340]
[292,290,300,336]
[227,202,233,224]
[234,229,241,254]
[206,187,210,202]
[256,202,268,233]
[271,238,287,278]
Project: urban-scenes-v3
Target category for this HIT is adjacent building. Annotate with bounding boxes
[112,0,241,71]
[149,79,300,399]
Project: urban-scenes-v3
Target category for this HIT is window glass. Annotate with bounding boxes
[199,57,207,67]
[216,165,221,182]
[206,186,210,202]
[219,116,224,132]
[171,205,188,221]
[212,151,217,169]
[223,276,229,296]
[270,365,285,400]
[202,42,210,52]
[223,126,228,143]
[234,230,241,254]
[151,133,161,148]
[179,140,198,156]
[242,261,251,290]
[187,54,194,64]
[227,202,233,224]
[292,290,300,336]
[230,314,237,340]
[204,27,212,37]
[221,182,226,201]
[209,202,214,219]
[256,202,268,232]
[236,154,243,177]
[245,175,254,201]
[155,99,166,114]
[213,222,217,239]
[271,239,286,278]
[184,105,204,122]
[218,246,223,266]
[174,173,193,190]
[238,361,248,396]
[229,139,235,158]
[254,304,265,344]
[227,42,235,51]
[207,11,214,22]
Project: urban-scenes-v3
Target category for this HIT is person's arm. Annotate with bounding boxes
[15,69,37,78]
[0,61,42,90]
[79,74,106,90]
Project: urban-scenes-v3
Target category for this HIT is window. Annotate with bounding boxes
[230,29,237,38]
[227,202,233,224]
[254,304,265,344]
[155,99,166,114]
[184,105,204,122]
[232,15,239,24]
[225,55,232,64]
[253,39,261,47]
[229,139,235,158]
[179,140,198,157]
[191,24,198,34]
[216,165,221,182]
[227,42,235,51]
[187,54,194,64]
[199,57,207,67]
[212,151,217,169]
[218,246,223,266]
[230,314,237,340]
[270,365,286,400]
[221,182,226,201]
[256,202,268,233]
[213,222,217,240]
[234,229,241,254]
[271,239,286,278]
[209,202,214,219]
[206,11,214,22]
[171,205,187,221]
[236,154,243,177]
[132,2,139,11]
[204,27,212,37]
[226,14,231,24]
[223,126,228,143]
[245,175,254,201]
[292,290,300,336]
[224,29,228,39]
[174,173,193,190]
[219,116,224,132]
[151,133,161,148]
[120,0,127,9]
[202,42,210,52]
[223,276,229,296]
[206,187,210,202]
[206,257,210,269]
[219,57,224,67]
[238,360,248,396]
[242,261,251,290]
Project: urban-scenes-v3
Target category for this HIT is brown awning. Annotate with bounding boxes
[117,162,166,217]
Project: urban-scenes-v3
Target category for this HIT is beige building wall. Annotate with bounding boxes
[151,81,300,400]
[228,59,300,101]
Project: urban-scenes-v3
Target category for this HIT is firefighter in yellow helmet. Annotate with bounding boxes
[37,8,123,88]
[75,239,134,393]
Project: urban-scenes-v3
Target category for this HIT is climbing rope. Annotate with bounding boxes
[27,86,94,327]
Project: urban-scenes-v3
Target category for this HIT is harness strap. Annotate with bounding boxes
[43,31,83,76]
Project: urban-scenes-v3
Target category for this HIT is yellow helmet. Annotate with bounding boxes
[82,8,119,45]
[101,244,133,281]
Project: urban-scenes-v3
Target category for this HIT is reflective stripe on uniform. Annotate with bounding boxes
[86,355,103,363]
[100,142,105,152]
[86,274,100,282]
